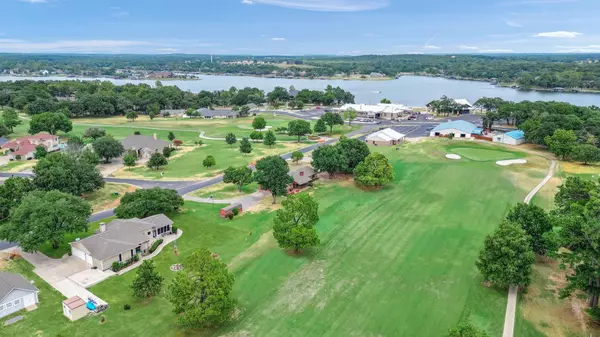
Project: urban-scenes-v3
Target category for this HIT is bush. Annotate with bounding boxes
[171,225,178,234]
[124,304,131,311]
[275,126,288,134]
[149,239,164,254]
[134,131,141,135]
[448,133,455,140]
[194,140,204,147]
[112,261,123,272]
[132,254,140,262]
[227,213,234,220]
[163,147,176,158]
[249,131,263,141]
[232,208,239,216]
[15,155,21,160]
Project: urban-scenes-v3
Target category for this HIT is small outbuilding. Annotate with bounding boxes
[220,203,243,218]
[430,120,477,138]
[493,130,525,146]
[62,296,89,321]
[289,166,317,187]
[365,128,406,146]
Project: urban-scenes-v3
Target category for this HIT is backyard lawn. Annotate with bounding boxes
[82,183,137,213]
[3,140,549,337]
[37,218,113,259]
[190,181,260,199]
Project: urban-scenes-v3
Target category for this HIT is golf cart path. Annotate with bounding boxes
[502,159,557,337]
[183,190,270,210]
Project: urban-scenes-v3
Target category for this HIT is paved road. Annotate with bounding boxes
[501,159,557,337]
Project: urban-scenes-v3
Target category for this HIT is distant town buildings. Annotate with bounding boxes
[335,103,412,120]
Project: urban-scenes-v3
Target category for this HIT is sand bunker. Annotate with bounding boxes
[446,154,462,160]
[496,159,527,166]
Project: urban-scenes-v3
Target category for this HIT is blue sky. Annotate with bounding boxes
[0,0,599,54]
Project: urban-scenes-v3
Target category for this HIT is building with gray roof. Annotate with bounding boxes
[120,134,171,158]
[0,272,39,318]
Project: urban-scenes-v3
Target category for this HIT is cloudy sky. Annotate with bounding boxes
[0,0,598,54]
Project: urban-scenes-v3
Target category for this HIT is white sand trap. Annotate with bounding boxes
[238,125,273,131]
[496,159,527,166]
[446,154,462,160]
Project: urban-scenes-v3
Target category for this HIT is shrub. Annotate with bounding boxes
[232,208,239,216]
[149,239,164,254]
[194,140,204,147]
[171,225,178,234]
[227,213,234,220]
[249,131,263,141]
[134,131,141,135]
[112,261,123,272]
[173,140,183,147]
[15,155,21,160]
[275,126,288,134]
[448,133,455,140]
[132,254,140,262]
[162,147,176,158]
[124,304,131,311]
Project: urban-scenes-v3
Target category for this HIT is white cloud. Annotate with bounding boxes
[459,45,479,50]
[156,48,178,53]
[424,45,441,50]
[556,45,600,52]
[0,39,150,52]
[242,0,389,12]
[271,37,286,41]
[109,6,129,17]
[534,31,582,38]
[407,52,424,55]
[19,0,47,3]
[479,49,514,53]
[505,21,522,28]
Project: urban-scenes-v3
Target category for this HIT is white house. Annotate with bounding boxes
[366,128,406,146]
[430,120,477,138]
[493,130,525,146]
[0,272,39,318]
[336,103,411,120]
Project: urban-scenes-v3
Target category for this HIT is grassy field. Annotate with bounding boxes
[2,139,550,337]
[82,183,136,213]
[37,218,112,259]
[190,181,260,199]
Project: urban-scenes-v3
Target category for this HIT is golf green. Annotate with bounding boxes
[449,146,524,162]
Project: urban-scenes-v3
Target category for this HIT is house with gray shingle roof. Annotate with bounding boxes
[70,214,174,271]
[0,272,39,318]
[120,134,171,159]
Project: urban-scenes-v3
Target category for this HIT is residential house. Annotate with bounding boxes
[493,130,525,146]
[430,120,478,138]
[197,108,238,119]
[120,134,171,159]
[62,296,89,321]
[1,133,60,160]
[0,272,39,318]
[289,166,317,188]
[70,214,174,271]
[365,128,406,146]
[336,103,411,120]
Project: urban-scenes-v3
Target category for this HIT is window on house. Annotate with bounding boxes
[148,231,151,235]
[0,305,4,311]
[13,299,19,305]
[158,228,162,235]
[6,302,12,308]
[166,225,170,231]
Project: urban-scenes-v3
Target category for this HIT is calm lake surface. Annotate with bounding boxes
[1,75,599,107]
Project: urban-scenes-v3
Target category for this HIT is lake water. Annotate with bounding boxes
[1,75,599,107]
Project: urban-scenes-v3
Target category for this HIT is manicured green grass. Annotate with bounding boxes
[190,181,260,199]
[83,183,136,213]
[447,145,525,162]
[38,218,113,259]
[7,140,547,336]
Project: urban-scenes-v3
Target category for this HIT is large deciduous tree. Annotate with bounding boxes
[239,137,252,154]
[33,152,104,196]
[28,112,72,135]
[263,130,276,147]
[252,116,267,130]
[115,188,183,218]
[202,155,216,168]
[572,144,600,165]
[223,166,254,192]
[337,137,371,173]
[321,112,345,135]
[475,221,535,289]
[312,145,348,175]
[2,109,21,132]
[313,118,327,134]
[0,177,35,222]
[273,194,320,252]
[131,260,164,299]
[254,155,293,204]
[167,248,236,327]
[506,203,554,256]
[544,129,577,160]
[83,127,106,140]
[288,120,312,143]
[225,133,237,147]
[353,153,394,187]
[147,152,168,170]
[0,190,91,252]
[92,136,125,163]
[343,108,358,126]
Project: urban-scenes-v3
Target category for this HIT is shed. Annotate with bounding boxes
[289,166,316,187]
[62,296,89,321]
[365,128,406,146]
[493,130,525,146]
[220,203,243,218]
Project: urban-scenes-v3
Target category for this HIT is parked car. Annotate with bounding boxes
[408,115,417,120]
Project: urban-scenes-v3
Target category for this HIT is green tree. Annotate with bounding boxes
[312,145,347,175]
[34,145,48,159]
[475,221,535,288]
[338,137,371,173]
[225,133,237,147]
[148,104,160,120]
[506,203,553,255]
[131,260,164,299]
[223,166,254,192]
[288,120,312,143]
[343,108,358,126]
[252,116,267,130]
[115,188,183,218]
[2,109,21,133]
[126,111,138,121]
[263,130,276,147]
[291,151,304,164]
[92,136,125,163]
[239,137,252,154]
[249,131,263,141]
[572,144,600,165]
[168,132,176,141]
[0,177,35,222]
[83,127,106,140]
[238,105,251,117]
[0,190,91,252]
[353,152,394,187]
[321,112,345,135]
[447,318,490,337]
[203,155,216,168]
[33,152,104,195]
[555,176,595,214]
[167,248,236,327]
[123,151,138,168]
[28,112,72,135]
[79,148,100,166]
[313,118,327,134]
[0,124,8,137]
[273,194,320,252]
[295,100,305,110]
[545,129,577,160]
[380,98,391,104]
[254,155,293,204]
[147,152,168,170]
[66,136,85,153]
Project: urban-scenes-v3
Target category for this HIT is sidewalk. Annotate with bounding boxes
[184,190,269,210]
[116,229,183,275]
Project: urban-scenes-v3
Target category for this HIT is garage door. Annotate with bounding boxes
[85,254,93,265]
[72,247,87,262]
[22,293,36,307]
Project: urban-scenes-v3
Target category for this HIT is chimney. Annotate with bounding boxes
[99,222,106,233]
[153,133,157,140]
